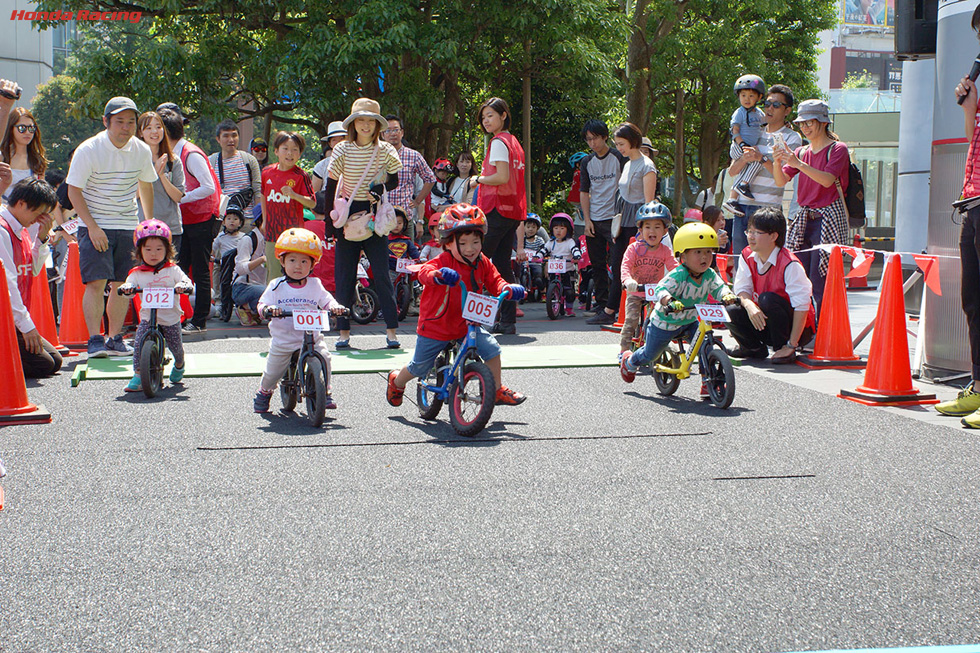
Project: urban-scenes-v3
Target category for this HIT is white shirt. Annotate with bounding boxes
[234,230,267,286]
[65,131,158,230]
[488,138,509,165]
[257,276,341,350]
[173,139,217,204]
[733,246,812,311]
[0,207,45,333]
[124,265,193,326]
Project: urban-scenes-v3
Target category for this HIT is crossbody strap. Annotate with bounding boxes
[337,144,381,204]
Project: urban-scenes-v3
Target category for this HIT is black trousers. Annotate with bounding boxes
[178,220,215,327]
[586,220,637,312]
[727,292,810,352]
[482,210,518,327]
[961,206,980,380]
[18,331,63,378]
[333,229,400,332]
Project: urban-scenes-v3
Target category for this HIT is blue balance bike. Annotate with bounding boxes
[416,286,510,437]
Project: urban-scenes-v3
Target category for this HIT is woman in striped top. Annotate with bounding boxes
[322,97,403,349]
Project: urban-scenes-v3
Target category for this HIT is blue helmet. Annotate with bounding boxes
[568,151,589,168]
[636,201,672,227]
[526,212,542,226]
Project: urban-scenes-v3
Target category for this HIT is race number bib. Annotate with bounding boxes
[461,292,499,327]
[141,287,174,309]
[695,304,730,323]
[547,259,567,274]
[61,218,80,235]
[292,310,329,332]
[395,258,417,274]
[644,284,657,301]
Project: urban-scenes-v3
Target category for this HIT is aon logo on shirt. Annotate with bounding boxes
[266,188,291,203]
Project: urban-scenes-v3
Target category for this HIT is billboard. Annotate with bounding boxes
[843,0,896,26]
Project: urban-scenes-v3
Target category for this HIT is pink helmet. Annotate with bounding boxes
[134,219,172,245]
[683,209,703,223]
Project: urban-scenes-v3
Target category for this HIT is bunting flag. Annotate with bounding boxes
[913,254,942,296]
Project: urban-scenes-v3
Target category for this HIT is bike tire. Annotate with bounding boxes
[140,335,163,398]
[704,348,736,409]
[653,348,681,396]
[416,349,450,420]
[280,354,298,412]
[448,361,496,437]
[305,356,327,427]
[519,267,531,304]
[352,286,380,325]
[584,278,595,312]
[395,278,411,322]
[546,280,562,320]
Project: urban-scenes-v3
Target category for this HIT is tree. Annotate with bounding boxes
[30,75,103,174]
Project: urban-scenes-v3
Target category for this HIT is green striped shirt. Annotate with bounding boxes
[651,266,731,329]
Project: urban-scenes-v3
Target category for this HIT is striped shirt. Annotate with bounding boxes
[650,266,731,330]
[388,145,436,210]
[209,151,255,212]
[65,131,158,230]
[327,140,401,202]
[742,125,802,209]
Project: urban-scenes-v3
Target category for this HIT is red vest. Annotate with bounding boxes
[478,132,526,221]
[741,245,816,329]
[0,215,33,309]
[179,141,221,225]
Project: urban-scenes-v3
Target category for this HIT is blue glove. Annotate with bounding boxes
[506,284,526,302]
[435,267,459,286]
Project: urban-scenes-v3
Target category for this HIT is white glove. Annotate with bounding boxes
[625,279,639,293]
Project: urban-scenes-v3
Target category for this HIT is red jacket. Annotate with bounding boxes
[179,141,221,225]
[416,250,508,341]
[477,132,526,221]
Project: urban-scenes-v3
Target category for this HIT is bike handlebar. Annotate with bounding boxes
[265,307,351,319]
[116,285,191,296]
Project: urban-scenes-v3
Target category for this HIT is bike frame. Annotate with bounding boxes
[653,318,717,381]
[418,285,509,402]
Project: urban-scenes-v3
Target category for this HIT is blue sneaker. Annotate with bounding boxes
[335,339,350,350]
[87,335,108,358]
[169,365,185,383]
[253,390,272,413]
[125,374,142,393]
[105,334,133,357]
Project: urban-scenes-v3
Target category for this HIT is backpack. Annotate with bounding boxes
[824,143,865,229]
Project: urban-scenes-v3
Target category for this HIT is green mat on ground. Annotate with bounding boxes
[72,344,621,386]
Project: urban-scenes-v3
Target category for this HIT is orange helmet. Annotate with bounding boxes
[428,213,442,229]
[275,228,323,263]
[438,203,487,241]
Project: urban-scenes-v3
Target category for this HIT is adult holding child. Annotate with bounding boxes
[322,97,403,349]
[1,107,48,203]
[473,97,526,335]
[727,206,815,364]
[772,99,851,310]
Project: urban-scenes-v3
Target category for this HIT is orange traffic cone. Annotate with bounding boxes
[28,267,75,357]
[839,254,937,406]
[58,242,92,349]
[0,260,52,426]
[798,246,864,370]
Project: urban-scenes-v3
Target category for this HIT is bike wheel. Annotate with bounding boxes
[448,361,497,437]
[280,355,298,412]
[653,348,681,396]
[352,286,380,324]
[304,356,327,427]
[139,334,164,398]
[546,280,562,320]
[519,267,531,304]
[704,348,736,409]
[395,278,411,321]
[584,277,595,312]
[416,349,449,420]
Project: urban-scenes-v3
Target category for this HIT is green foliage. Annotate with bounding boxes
[30,75,103,174]
[842,70,878,89]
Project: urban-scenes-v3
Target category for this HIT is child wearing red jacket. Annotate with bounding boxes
[386,204,527,408]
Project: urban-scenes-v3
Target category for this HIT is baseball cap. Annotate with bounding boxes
[104,96,138,117]
[156,102,190,125]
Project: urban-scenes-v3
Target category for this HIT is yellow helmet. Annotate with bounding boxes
[275,227,323,263]
[672,222,719,257]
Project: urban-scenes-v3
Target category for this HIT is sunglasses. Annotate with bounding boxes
[763,100,787,109]
[15,124,37,134]
[252,146,267,152]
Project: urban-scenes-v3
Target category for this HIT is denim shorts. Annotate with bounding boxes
[77,226,135,284]
[408,330,501,378]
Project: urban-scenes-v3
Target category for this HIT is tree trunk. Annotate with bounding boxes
[523,39,532,211]
[625,0,651,132]
[672,88,686,210]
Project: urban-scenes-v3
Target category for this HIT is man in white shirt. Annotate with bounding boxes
[728,206,815,364]
[66,96,157,358]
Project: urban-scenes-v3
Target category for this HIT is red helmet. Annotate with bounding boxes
[433,158,453,173]
[438,203,487,241]
[428,213,442,229]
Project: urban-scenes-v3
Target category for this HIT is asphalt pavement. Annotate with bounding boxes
[1,298,978,652]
